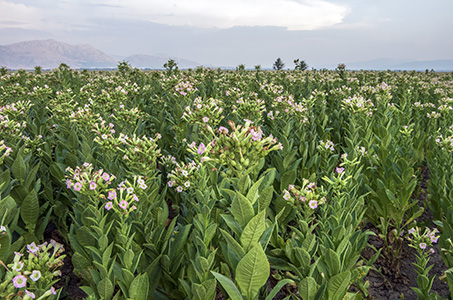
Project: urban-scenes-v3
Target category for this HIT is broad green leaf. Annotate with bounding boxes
[21,190,39,228]
[246,176,265,205]
[236,244,270,299]
[231,193,254,227]
[129,274,149,300]
[76,226,96,248]
[326,271,351,300]
[97,277,114,300]
[298,277,318,300]
[220,228,245,258]
[0,230,11,261]
[258,186,274,212]
[240,209,266,252]
[324,249,341,277]
[0,196,17,225]
[280,170,297,191]
[211,272,243,300]
[12,154,26,183]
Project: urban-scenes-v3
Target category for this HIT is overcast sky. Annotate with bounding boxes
[1,0,452,68]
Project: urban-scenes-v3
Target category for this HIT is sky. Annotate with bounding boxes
[0,0,452,68]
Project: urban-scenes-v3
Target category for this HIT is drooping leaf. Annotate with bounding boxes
[236,244,270,299]
[97,277,114,300]
[231,192,254,227]
[20,190,39,228]
[298,277,318,300]
[211,272,243,300]
[240,209,266,252]
[326,271,351,300]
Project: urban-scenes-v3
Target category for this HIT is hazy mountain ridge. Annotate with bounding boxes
[0,39,117,69]
[0,39,202,70]
[1,39,452,71]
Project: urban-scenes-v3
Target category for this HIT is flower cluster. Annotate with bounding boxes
[406,226,439,254]
[206,120,282,176]
[174,80,198,96]
[231,93,266,123]
[317,139,335,153]
[342,95,374,116]
[111,103,145,127]
[268,94,308,123]
[93,126,162,174]
[435,133,453,152]
[69,105,101,130]
[65,163,116,196]
[0,140,13,164]
[120,133,162,174]
[0,100,32,120]
[260,83,284,96]
[282,179,327,216]
[167,160,200,193]
[0,113,27,142]
[103,176,148,215]
[182,97,224,131]
[0,239,64,299]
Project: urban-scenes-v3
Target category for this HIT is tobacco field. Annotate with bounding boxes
[1,64,453,299]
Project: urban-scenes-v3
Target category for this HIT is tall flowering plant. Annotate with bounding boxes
[0,235,64,300]
[205,120,282,177]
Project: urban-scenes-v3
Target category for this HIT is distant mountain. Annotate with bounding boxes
[0,39,117,69]
[124,54,202,69]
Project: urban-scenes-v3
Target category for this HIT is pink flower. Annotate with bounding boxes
[309,200,318,209]
[108,190,116,200]
[419,243,427,249]
[102,172,110,181]
[167,181,174,187]
[27,242,39,254]
[12,274,27,288]
[105,202,113,210]
[218,126,229,134]
[202,116,209,123]
[119,200,128,210]
[66,180,73,189]
[73,182,82,191]
[184,181,190,188]
[336,167,344,174]
[25,290,35,299]
[176,186,183,192]
[197,143,206,155]
[89,181,97,190]
[282,190,291,200]
[51,287,57,295]
[30,270,41,282]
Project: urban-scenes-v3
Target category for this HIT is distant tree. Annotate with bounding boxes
[117,60,132,76]
[254,65,261,71]
[34,66,42,75]
[273,58,285,70]
[293,59,308,71]
[236,64,246,71]
[164,59,179,75]
[0,66,8,76]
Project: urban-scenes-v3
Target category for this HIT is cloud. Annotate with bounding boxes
[0,1,42,29]
[121,0,349,30]
[0,0,348,31]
